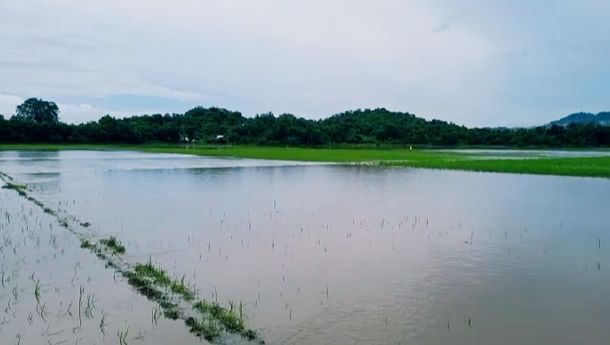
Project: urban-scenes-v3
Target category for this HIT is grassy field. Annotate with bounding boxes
[1,143,610,178]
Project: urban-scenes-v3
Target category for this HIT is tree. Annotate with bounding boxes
[13,98,59,123]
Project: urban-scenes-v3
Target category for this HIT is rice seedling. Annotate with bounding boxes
[99,310,108,334]
[34,279,41,304]
[152,306,161,326]
[37,302,47,321]
[66,301,73,318]
[118,327,129,345]
[78,286,84,327]
[84,294,96,318]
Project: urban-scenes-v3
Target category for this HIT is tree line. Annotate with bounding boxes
[1,97,609,147]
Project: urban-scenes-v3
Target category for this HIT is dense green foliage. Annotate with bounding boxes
[1,99,609,147]
[12,98,59,123]
[552,112,610,126]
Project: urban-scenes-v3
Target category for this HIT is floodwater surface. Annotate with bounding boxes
[443,148,610,159]
[1,150,609,345]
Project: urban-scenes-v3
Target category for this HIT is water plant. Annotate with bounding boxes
[131,261,196,301]
[80,239,94,249]
[100,310,108,333]
[99,236,126,255]
[118,327,129,345]
[193,300,251,337]
[186,316,222,341]
[84,294,96,318]
[152,306,161,326]
[34,279,41,304]
[79,286,84,327]
[2,182,28,196]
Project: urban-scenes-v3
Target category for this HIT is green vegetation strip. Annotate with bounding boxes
[2,181,28,196]
[0,173,263,344]
[4,144,606,178]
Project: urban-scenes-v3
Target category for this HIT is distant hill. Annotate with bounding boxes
[550,112,610,126]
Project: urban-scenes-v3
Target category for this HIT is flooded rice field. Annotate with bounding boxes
[1,150,610,345]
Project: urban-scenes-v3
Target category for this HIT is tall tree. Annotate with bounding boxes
[13,98,59,123]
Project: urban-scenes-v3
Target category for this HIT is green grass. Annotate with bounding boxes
[127,261,259,341]
[133,261,196,301]
[193,301,246,334]
[377,155,610,178]
[185,316,222,341]
[2,143,610,178]
[134,261,172,286]
[2,182,28,196]
[99,236,126,255]
[114,144,610,178]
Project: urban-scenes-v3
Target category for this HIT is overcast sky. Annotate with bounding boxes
[1,0,609,126]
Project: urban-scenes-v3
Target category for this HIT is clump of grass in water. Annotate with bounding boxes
[26,196,44,208]
[171,276,196,301]
[186,316,222,341]
[80,239,94,249]
[193,300,255,339]
[133,261,195,301]
[2,182,28,196]
[123,269,164,301]
[159,300,180,320]
[125,260,260,342]
[134,261,172,285]
[99,236,125,255]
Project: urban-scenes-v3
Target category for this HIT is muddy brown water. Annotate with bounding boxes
[1,150,609,345]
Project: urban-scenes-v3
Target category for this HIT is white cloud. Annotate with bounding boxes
[0,0,608,126]
[58,103,114,124]
[0,94,22,118]
[0,93,140,123]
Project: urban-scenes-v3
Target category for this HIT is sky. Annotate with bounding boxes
[0,0,609,127]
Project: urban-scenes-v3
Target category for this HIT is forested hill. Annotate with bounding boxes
[550,112,610,127]
[1,98,609,147]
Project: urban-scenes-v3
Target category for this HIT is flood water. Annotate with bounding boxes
[1,150,609,345]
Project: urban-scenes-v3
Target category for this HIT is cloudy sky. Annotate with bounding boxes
[1,0,609,126]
